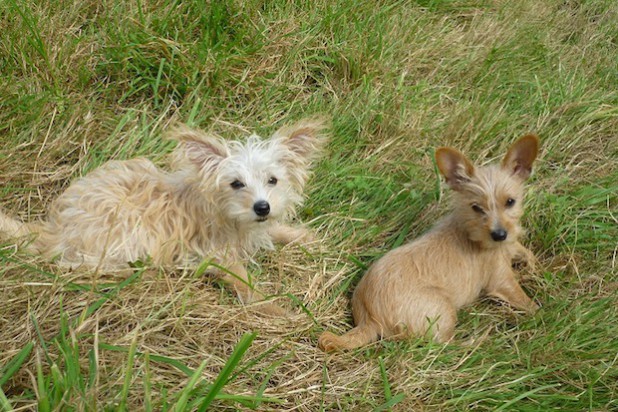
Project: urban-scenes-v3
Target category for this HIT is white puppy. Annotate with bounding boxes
[0,119,327,314]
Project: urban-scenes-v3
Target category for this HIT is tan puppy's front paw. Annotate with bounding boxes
[511,242,538,272]
[527,300,540,314]
[318,331,340,352]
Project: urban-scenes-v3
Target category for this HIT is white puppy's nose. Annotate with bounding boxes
[253,200,270,217]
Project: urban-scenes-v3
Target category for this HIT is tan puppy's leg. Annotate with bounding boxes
[268,223,314,245]
[399,287,457,343]
[419,289,458,343]
[318,322,380,352]
[487,269,539,314]
[220,262,288,317]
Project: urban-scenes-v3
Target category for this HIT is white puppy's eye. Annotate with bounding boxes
[230,180,245,190]
[268,176,278,185]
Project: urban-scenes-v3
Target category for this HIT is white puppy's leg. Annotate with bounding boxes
[219,262,289,317]
[268,223,315,245]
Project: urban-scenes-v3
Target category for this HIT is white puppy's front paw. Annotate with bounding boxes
[269,224,316,246]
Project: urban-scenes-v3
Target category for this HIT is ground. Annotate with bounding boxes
[1,0,617,410]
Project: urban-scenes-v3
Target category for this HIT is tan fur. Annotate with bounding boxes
[319,135,540,351]
[0,119,327,316]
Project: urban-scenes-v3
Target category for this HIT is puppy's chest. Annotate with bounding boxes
[474,251,512,281]
[450,252,511,304]
[206,228,274,258]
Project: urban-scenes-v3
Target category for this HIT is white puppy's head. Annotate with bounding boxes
[171,119,326,229]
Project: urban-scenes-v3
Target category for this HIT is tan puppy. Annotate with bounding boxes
[0,119,327,315]
[319,135,540,350]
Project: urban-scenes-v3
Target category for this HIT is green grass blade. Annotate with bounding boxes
[118,332,139,411]
[87,348,97,390]
[227,339,286,382]
[6,0,49,66]
[0,387,12,411]
[153,58,166,107]
[209,392,283,404]
[30,315,51,365]
[375,356,405,411]
[0,341,34,387]
[378,356,392,401]
[35,352,50,412]
[98,342,194,376]
[252,353,292,409]
[143,352,152,412]
[49,363,65,406]
[372,393,405,412]
[173,359,209,412]
[196,332,257,412]
[285,292,319,326]
[495,384,562,411]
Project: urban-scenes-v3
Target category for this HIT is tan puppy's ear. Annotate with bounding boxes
[435,147,475,190]
[502,134,540,180]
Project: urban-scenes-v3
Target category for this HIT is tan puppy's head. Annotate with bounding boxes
[435,135,539,248]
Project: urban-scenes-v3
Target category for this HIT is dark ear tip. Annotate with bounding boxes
[518,134,541,149]
[434,147,457,162]
[434,147,448,168]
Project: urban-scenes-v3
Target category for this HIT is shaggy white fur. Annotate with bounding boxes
[0,118,327,315]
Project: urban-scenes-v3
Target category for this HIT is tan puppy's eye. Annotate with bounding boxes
[505,198,516,208]
[230,180,245,190]
[471,204,485,214]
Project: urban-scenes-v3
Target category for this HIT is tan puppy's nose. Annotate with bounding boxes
[491,228,507,241]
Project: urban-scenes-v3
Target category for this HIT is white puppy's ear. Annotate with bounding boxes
[271,118,328,191]
[168,126,229,172]
[273,118,328,164]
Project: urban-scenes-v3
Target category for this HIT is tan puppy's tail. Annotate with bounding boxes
[0,208,33,238]
[318,322,380,352]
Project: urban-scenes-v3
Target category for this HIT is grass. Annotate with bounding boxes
[1,0,617,410]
